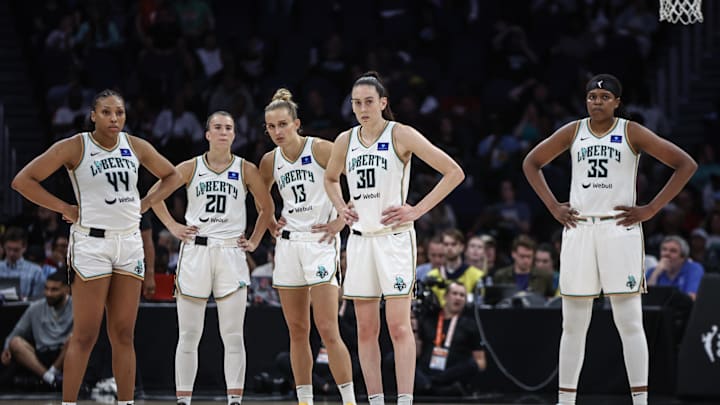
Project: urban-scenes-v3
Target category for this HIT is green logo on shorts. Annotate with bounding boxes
[134,260,144,275]
[316,265,328,279]
[626,275,637,290]
[394,276,407,292]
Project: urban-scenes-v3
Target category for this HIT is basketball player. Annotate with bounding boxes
[11,89,183,405]
[324,72,465,405]
[523,74,697,405]
[151,111,274,405]
[259,88,356,405]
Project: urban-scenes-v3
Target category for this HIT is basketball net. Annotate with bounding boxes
[659,0,703,24]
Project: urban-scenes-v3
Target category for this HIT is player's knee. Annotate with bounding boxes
[314,318,339,343]
[286,318,311,340]
[386,320,412,341]
[72,331,100,352]
[356,321,380,342]
[221,331,245,354]
[614,313,644,335]
[177,329,202,353]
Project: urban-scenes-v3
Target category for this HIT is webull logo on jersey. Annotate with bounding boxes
[90,157,138,176]
[576,145,621,163]
[277,169,315,190]
[195,181,239,199]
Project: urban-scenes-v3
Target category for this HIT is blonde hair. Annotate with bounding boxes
[265,88,299,120]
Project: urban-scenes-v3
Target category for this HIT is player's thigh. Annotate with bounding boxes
[597,223,644,295]
[560,225,601,297]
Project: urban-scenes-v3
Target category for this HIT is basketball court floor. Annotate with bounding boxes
[0,393,717,404]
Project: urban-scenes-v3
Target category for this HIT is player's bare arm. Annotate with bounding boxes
[12,135,83,222]
[382,123,464,227]
[129,135,183,213]
[613,122,697,226]
[149,159,198,241]
[239,160,275,252]
[324,130,357,225]
[523,121,581,228]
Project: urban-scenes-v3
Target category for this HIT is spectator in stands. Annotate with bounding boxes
[534,243,559,293]
[0,227,46,301]
[493,179,532,235]
[464,235,487,271]
[416,236,445,282]
[45,235,69,274]
[425,229,485,306]
[494,235,554,298]
[1,270,72,387]
[415,282,486,396]
[25,244,57,279]
[646,235,705,300]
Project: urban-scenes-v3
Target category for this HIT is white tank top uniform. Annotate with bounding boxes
[67,132,145,280]
[176,154,251,299]
[272,137,340,288]
[560,118,645,296]
[343,122,416,299]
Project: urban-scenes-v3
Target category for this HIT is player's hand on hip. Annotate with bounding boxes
[552,202,579,228]
[237,235,257,252]
[312,217,345,244]
[614,205,654,227]
[272,216,287,238]
[381,204,417,228]
[341,202,359,226]
[61,205,79,224]
[170,223,198,242]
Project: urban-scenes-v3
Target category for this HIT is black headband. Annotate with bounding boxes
[585,76,622,97]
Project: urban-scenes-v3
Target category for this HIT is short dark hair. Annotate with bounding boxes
[511,234,536,252]
[442,228,465,245]
[2,227,28,245]
[47,270,69,286]
[92,89,124,110]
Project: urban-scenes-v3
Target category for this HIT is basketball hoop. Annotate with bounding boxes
[659,0,703,25]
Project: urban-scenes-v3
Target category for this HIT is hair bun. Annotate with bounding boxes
[272,88,293,102]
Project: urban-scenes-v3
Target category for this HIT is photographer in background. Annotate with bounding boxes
[415,282,486,396]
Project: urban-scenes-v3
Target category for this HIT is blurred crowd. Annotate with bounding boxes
[2,0,720,396]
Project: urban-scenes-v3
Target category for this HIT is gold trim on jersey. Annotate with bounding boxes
[187,159,198,187]
[570,120,581,144]
[125,133,140,158]
[278,136,309,164]
[585,117,619,139]
[310,137,327,170]
[88,131,121,152]
[624,120,640,156]
[201,153,236,175]
[357,120,390,149]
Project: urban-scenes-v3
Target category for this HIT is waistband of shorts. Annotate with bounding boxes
[186,235,238,247]
[350,223,413,237]
[72,224,138,238]
[279,230,326,242]
[577,215,615,224]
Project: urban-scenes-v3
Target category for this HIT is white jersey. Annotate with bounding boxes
[273,137,335,232]
[185,154,247,238]
[345,121,410,232]
[69,132,141,230]
[569,118,640,216]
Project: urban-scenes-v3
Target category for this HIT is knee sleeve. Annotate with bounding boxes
[559,298,594,389]
[175,296,207,392]
[610,295,648,387]
[217,288,248,390]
